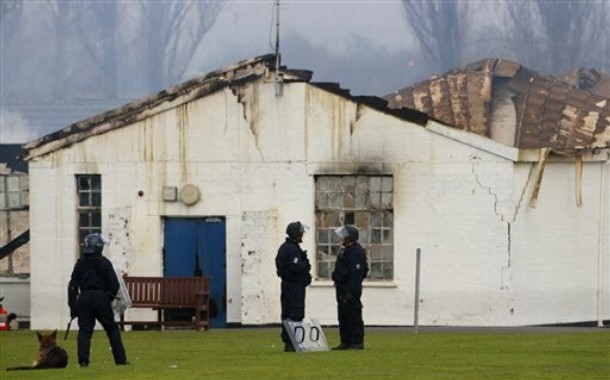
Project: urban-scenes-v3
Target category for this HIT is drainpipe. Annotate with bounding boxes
[597,159,609,327]
[2,175,13,273]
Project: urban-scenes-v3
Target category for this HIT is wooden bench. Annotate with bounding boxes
[119,276,211,331]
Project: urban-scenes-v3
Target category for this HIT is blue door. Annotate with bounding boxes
[164,217,227,328]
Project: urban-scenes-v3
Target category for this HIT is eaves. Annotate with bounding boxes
[22,54,312,161]
[426,120,609,163]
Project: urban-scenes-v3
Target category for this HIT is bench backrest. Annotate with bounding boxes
[162,277,210,307]
[123,276,210,306]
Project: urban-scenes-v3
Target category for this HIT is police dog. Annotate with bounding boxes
[6,330,68,371]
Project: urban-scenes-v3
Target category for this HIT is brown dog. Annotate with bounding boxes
[6,330,68,371]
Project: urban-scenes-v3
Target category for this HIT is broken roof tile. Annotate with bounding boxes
[385,58,610,154]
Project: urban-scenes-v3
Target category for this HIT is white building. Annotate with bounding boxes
[23,55,609,330]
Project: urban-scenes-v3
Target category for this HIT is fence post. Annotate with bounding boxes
[414,248,421,333]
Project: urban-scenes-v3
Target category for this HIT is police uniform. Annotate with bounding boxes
[275,223,312,351]
[68,234,128,367]
[332,239,368,349]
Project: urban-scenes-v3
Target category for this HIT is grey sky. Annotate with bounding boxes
[5,1,606,144]
[1,0,418,144]
[191,0,414,94]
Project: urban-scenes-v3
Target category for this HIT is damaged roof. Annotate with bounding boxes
[385,58,610,154]
[22,54,307,160]
[22,53,425,161]
[22,55,610,161]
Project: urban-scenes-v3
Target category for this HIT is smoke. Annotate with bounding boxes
[0,108,37,144]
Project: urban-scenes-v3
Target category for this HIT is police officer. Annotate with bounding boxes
[275,221,312,352]
[332,225,368,350]
[68,233,130,367]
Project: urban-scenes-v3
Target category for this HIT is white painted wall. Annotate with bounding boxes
[27,78,609,329]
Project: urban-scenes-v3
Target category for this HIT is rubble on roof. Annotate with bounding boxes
[386,58,610,154]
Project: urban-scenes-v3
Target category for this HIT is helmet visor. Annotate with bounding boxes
[334,226,350,239]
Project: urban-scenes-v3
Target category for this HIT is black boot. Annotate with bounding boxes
[332,343,350,350]
[284,343,295,352]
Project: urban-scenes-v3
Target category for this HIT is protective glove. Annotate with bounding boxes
[70,307,78,319]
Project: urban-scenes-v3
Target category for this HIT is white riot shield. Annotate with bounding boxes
[112,268,132,315]
[283,318,329,352]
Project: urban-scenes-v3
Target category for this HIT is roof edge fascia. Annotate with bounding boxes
[427,121,610,163]
[425,121,520,161]
[23,55,281,161]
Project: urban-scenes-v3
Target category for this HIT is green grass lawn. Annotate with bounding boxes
[1,327,608,379]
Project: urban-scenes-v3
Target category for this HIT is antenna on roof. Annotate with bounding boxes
[274,0,283,97]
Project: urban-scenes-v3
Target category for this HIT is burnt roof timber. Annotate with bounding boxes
[386,58,610,155]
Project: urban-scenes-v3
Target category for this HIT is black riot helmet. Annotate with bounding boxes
[286,221,305,241]
[83,233,107,255]
[335,225,359,243]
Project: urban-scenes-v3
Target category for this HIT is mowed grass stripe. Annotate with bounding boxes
[1,328,608,379]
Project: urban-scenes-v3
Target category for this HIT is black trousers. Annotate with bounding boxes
[280,281,306,345]
[337,300,364,346]
[77,291,127,365]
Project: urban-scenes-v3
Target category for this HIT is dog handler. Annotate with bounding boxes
[275,221,312,352]
[68,233,130,367]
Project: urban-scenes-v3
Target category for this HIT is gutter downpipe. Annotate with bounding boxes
[596,158,609,327]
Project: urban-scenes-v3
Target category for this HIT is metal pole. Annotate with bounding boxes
[414,248,421,333]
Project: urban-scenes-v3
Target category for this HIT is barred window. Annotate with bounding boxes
[315,175,394,280]
[76,175,102,256]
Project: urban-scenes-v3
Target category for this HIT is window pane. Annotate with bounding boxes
[316,191,330,209]
[7,176,19,191]
[342,191,355,209]
[92,192,101,207]
[79,212,89,226]
[317,229,329,244]
[384,212,393,225]
[382,229,393,244]
[370,177,382,192]
[359,229,370,244]
[78,177,90,190]
[329,192,341,208]
[79,229,89,243]
[316,246,331,261]
[382,176,393,191]
[382,245,393,260]
[317,176,334,191]
[354,212,370,227]
[91,211,101,226]
[369,245,382,260]
[330,231,342,245]
[370,191,381,208]
[344,212,355,225]
[381,192,393,208]
[79,193,90,207]
[316,212,330,228]
[371,213,382,227]
[371,229,381,244]
[329,211,342,226]
[370,262,383,279]
[90,176,101,190]
[317,262,329,278]
[355,179,368,208]
[383,262,394,278]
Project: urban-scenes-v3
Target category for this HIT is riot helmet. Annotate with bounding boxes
[286,221,305,241]
[83,233,107,255]
[334,225,359,243]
